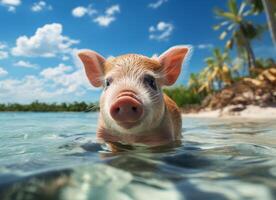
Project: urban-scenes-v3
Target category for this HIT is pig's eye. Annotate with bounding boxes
[104,78,112,89]
[144,75,157,90]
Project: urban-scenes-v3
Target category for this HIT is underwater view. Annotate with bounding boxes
[0,112,276,200]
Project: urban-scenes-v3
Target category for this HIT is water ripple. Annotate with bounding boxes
[0,113,275,200]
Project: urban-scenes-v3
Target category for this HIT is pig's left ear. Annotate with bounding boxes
[158,45,190,86]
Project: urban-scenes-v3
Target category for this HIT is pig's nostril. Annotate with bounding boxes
[132,106,137,112]
[110,95,143,126]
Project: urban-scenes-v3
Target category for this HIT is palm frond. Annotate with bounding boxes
[228,0,239,15]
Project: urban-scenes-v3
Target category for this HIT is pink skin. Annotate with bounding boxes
[110,91,144,129]
[78,46,190,149]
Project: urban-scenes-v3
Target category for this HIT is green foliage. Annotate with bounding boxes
[247,0,264,14]
[198,48,233,93]
[164,0,272,109]
[0,101,99,112]
[163,86,206,107]
[213,0,265,71]
[256,58,276,68]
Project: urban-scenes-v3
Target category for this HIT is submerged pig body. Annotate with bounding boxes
[78,46,190,150]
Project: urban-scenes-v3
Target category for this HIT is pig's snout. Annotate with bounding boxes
[110,91,143,128]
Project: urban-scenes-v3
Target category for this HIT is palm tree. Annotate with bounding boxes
[198,67,214,93]
[261,0,276,45]
[213,0,265,71]
[188,73,202,93]
[249,0,276,45]
[199,48,232,93]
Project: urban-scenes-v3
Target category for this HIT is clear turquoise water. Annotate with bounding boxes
[0,112,276,200]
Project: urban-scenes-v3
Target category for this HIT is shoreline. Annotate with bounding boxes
[182,105,276,119]
[1,106,276,119]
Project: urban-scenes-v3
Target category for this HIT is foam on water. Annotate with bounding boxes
[0,112,276,200]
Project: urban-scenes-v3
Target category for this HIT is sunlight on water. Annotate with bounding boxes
[0,112,275,200]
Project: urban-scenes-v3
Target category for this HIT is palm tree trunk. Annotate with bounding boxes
[240,24,257,70]
[245,40,256,69]
[262,0,276,45]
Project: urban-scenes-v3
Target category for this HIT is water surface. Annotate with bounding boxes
[0,112,276,200]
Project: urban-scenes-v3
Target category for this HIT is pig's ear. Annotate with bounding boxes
[78,50,106,87]
[158,45,190,86]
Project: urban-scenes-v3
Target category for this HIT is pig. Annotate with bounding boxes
[78,45,191,151]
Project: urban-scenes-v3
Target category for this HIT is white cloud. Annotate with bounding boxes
[12,23,79,57]
[0,0,21,12]
[72,5,97,18]
[148,0,168,9]
[93,16,115,27]
[31,1,52,12]
[0,63,92,103]
[196,44,214,50]
[71,48,85,69]
[40,62,91,94]
[0,51,8,59]
[72,4,120,27]
[93,4,120,27]
[40,63,87,92]
[149,21,174,41]
[0,0,20,6]
[0,67,8,77]
[0,43,8,59]
[14,60,38,68]
[105,4,120,15]
[72,6,87,18]
[0,76,63,103]
[0,42,7,49]
[40,63,72,78]
[62,55,70,61]
[0,48,99,103]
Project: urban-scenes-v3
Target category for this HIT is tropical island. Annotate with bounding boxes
[0,0,275,117]
[166,0,276,117]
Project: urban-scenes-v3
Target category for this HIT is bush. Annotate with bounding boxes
[0,101,99,112]
[163,85,206,107]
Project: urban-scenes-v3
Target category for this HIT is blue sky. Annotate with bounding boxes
[0,0,275,103]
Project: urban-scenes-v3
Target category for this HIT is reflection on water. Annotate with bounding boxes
[0,112,276,200]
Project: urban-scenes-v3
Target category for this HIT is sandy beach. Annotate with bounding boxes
[182,105,276,119]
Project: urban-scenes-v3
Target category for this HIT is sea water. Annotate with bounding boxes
[0,112,275,200]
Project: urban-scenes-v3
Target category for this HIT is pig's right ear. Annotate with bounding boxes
[158,46,190,86]
[78,50,106,87]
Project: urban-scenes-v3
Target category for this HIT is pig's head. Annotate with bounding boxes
[78,46,190,135]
